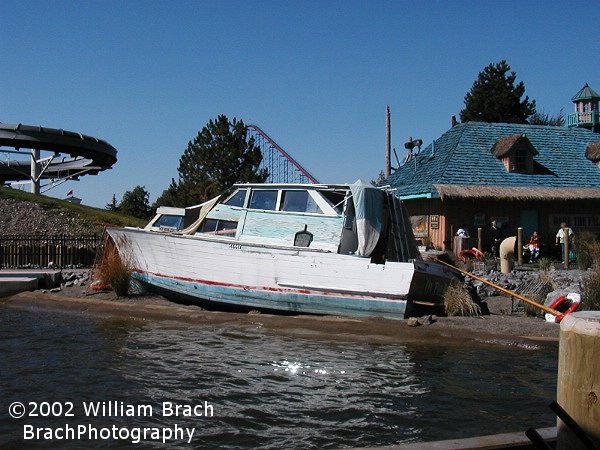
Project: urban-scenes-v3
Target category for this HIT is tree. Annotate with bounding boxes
[155,114,268,208]
[105,194,118,211]
[460,60,536,124]
[529,108,565,126]
[371,170,386,186]
[119,185,151,219]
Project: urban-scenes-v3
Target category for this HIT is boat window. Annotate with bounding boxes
[249,190,278,210]
[153,215,184,230]
[223,189,247,207]
[281,190,322,213]
[321,191,346,214]
[200,219,238,236]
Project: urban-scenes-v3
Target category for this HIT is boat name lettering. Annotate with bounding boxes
[229,244,242,250]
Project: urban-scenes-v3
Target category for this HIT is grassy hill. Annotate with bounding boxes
[0,187,147,235]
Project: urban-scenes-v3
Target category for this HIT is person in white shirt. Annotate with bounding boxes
[555,222,574,262]
[456,224,470,238]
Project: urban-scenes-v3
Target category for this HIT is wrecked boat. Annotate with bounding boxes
[106,181,459,319]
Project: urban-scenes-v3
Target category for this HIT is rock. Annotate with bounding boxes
[426,314,438,325]
[406,317,421,327]
[0,198,101,235]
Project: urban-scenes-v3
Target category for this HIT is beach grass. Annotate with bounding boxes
[95,237,133,297]
[444,282,481,317]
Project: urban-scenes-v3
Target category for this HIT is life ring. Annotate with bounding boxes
[459,247,484,261]
[90,280,110,291]
[544,293,581,323]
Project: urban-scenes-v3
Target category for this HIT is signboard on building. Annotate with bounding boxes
[549,214,600,234]
[474,213,486,227]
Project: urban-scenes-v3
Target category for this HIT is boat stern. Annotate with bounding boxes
[405,260,461,317]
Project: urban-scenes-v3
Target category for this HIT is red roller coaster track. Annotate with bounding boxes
[247,124,318,184]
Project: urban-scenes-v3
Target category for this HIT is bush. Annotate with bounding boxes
[537,257,554,272]
[581,241,600,311]
[536,258,556,288]
[96,236,132,297]
[444,282,481,317]
[574,231,598,270]
[582,266,600,311]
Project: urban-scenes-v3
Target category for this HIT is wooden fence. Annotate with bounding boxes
[0,235,103,269]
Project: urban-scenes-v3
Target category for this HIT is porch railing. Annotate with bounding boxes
[567,111,600,127]
[0,234,103,269]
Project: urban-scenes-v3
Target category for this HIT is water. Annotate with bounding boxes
[0,304,558,449]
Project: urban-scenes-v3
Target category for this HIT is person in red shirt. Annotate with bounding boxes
[527,231,540,262]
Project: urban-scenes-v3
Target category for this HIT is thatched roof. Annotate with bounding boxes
[491,134,538,157]
[586,141,600,162]
[433,184,600,201]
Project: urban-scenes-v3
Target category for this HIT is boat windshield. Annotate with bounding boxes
[320,190,346,214]
[223,189,247,207]
[281,190,322,213]
[153,214,184,230]
[249,190,278,210]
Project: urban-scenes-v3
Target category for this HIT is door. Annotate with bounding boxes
[520,210,538,241]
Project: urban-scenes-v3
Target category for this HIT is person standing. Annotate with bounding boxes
[488,220,502,258]
[555,222,574,263]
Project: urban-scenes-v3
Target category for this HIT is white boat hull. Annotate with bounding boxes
[107,227,455,319]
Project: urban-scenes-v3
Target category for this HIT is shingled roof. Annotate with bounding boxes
[384,122,600,200]
[572,83,600,101]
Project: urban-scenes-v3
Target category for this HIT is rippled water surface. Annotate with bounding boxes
[1,304,558,448]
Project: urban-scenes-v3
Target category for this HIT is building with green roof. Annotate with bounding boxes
[384,84,600,257]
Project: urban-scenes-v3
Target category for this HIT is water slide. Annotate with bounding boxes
[0,123,117,189]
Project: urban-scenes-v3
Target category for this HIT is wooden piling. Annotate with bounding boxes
[564,235,570,270]
[557,311,600,449]
[517,227,523,266]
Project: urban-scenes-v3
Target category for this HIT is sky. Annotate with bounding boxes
[2,0,599,209]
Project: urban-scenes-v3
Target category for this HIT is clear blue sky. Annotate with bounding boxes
[2,0,599,208]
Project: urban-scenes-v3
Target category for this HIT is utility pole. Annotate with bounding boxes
[385,106,391,177]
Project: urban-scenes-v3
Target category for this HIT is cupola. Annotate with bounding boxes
[567,83,600,133]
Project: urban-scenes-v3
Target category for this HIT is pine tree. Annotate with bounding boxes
[105,194,119,211]
[155,115,268,208]
[460,60,536,124]
[529,109,565,126]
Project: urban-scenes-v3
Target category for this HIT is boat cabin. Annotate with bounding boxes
[145,182,420,263]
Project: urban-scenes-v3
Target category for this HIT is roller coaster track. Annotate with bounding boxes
[247,124,318,184]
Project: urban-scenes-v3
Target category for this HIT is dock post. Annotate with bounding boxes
[557,311,600,449]
[564,235,570,270]
[517,227,523,265]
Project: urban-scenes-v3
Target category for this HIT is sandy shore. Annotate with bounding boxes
[1,282,561,347]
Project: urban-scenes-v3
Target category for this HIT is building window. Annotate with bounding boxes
[513,148,528,172]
